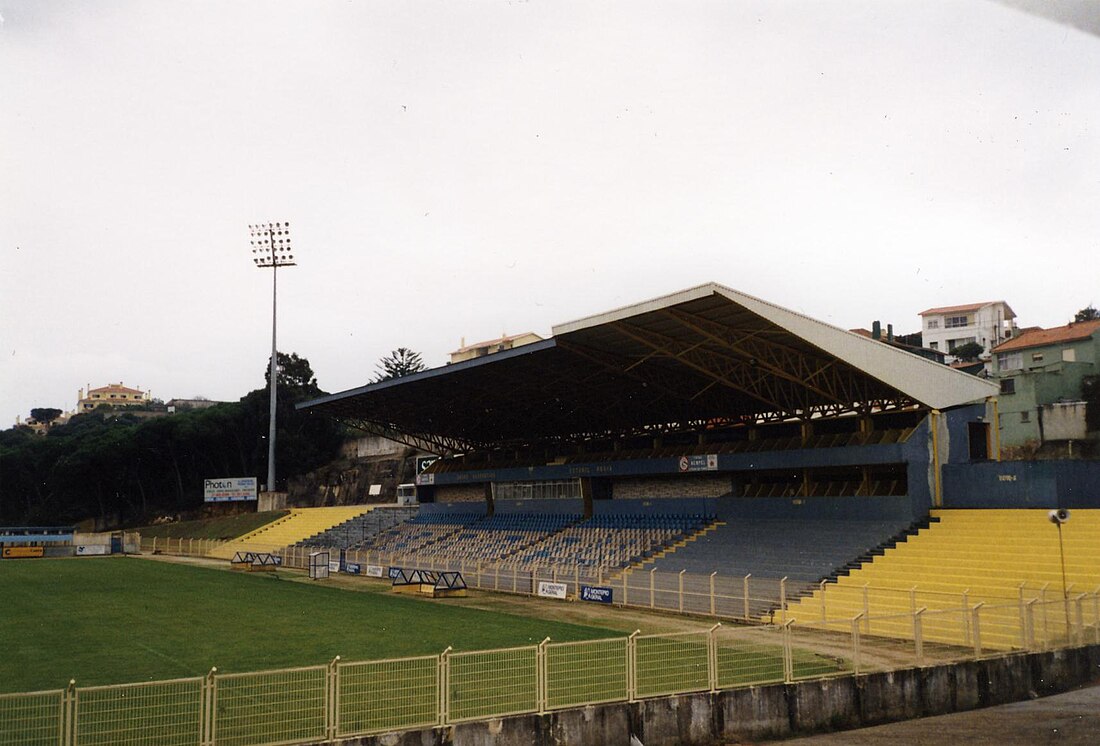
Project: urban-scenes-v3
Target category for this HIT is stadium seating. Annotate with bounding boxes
[644,517,916,582]
[508,513,713,570]
[415,512,581,564]
[350,507,718,572]
[422,428,915,473]
[210,506,374,559]
[781,509,1100,649]
[298,507,418,549]
[353,512,483,556]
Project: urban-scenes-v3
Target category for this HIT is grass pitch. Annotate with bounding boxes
[0,557,618,693]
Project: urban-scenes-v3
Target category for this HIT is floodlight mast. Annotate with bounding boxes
[249,222,296,495]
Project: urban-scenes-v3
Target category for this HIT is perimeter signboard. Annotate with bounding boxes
[203,477,258,502]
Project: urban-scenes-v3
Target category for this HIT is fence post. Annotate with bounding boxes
[327,656,340,741]
[623,569,629,607]
[851,616,862,675]
[707,623,721,692]
[204,668,217,746]
[152,536,157,553]
[678,570,685,613]
[537,637,550,714]
[913,608,925,666]
[574,563,580,597]
[743,574,751,620]
[598,566,604,586]
[962,589,971,646]
[782,621,794,683]
[438,647,452,727]
[779,577,788,623]
[971,603,984,658]
[1075,595,1086,647]
[627,630,640,702]
[1018,586,1028,649]
[1026,600,1037,650]
[494,565,500,591]
[650,568,656,609]
[820,580,827,622]
[1094,592,1100,645]
[512,565,518,593]
[909,586,917,615]
[1039,583,1052,647]
[63,679,76,746]
[863,583,871,633]
[710,572,717,617]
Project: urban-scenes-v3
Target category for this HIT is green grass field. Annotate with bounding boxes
[0,557,618,693]
[0,556,849,745]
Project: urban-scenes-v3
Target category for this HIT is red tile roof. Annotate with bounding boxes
[992,320,1100,353]
[919,301,1008,316]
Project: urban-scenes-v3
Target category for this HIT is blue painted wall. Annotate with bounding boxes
[943,460,1100,508]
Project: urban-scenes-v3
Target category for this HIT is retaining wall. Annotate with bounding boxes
[323,645,1100,746]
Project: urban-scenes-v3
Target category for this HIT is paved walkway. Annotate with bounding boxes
[759,683,1100,745]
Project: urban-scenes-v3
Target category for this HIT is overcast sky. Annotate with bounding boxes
[2,1,1098,426]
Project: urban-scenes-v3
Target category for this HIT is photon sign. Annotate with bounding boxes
[204,477,258,502]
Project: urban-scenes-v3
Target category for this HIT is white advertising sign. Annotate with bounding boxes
[366,565,385,578]
[204,477,258,502]
[537,581,568,600]
[76,545,110,556]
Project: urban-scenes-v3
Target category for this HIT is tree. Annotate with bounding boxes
[29,408,63,429]
[951,342,985,361]
[374,348,425,382]
[264,352,320,395]
[1074,305,1099,323]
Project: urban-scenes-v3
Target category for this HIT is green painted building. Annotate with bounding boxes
[991,319,1100,450]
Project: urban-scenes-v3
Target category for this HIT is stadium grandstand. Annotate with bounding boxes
[293,283,1044,593]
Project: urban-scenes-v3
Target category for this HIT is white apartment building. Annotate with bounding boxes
[918,301,1018,360]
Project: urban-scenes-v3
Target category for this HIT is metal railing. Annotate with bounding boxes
[5,594,1099,746]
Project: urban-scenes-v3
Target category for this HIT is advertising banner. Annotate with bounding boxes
[328,560,341,574]
[677,454,718,473]
[537,581,568,599]
[580,585,613,603]
[76,545,110,556]
[366,565,385,578]
[345,563,360,575]
[203,477,258,502]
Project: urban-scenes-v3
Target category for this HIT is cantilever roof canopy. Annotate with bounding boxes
[300,283,998,454]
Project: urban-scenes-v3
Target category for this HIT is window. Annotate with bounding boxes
[945,315,969,329]
[998,352,1022,371]
[1031,352,1044,364]
[948,337,976,351]
[1063,347,1076,363]
[1020,411,1030,423]
[929,342,939,350]
[1000,379,1016,395]
[926,319,940,329]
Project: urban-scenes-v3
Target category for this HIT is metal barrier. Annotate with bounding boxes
[4,595,1099,746]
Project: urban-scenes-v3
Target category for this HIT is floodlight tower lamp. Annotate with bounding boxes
[250,221,296,495]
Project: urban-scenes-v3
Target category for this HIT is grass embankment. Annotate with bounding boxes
[133,510,289,540]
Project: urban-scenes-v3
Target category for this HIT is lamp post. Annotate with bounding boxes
[249,222,296,494]
[1048,509,1071,632]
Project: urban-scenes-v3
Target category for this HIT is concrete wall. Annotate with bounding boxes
[324,645,1100,746]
